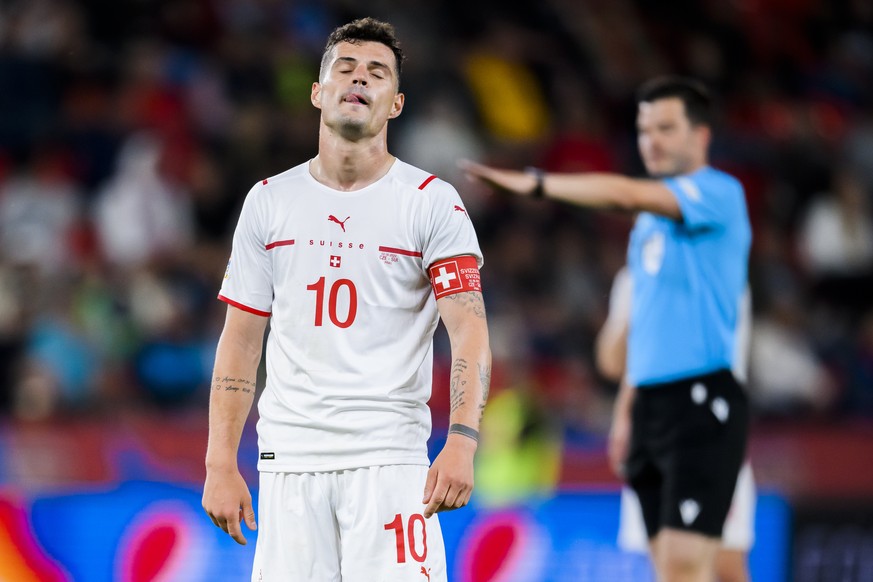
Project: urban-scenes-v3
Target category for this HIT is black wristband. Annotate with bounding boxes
[448,423,480,443]
[525,166,546,199]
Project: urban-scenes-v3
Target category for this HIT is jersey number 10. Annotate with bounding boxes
[384,513,428,563]
[306,277,357,328]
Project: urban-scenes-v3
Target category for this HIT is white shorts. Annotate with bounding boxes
[252,465,447,582]
[618,461,756,552]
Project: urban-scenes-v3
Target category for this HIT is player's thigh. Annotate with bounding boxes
[721,462,756,551]
[252,471,341,582]
[654,528,720,574]
[337,465,447,582]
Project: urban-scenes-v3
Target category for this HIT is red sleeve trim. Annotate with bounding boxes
[428,255,482,299]
[218,294,271,317]
[265,239,295,250]
[418,175,437,190]
[378,245,423,257]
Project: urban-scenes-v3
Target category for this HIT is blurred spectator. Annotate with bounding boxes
[92,132,194,267]
[797,166,873,315]
[460,19,552,145]
[0,144,82,274]
[749,293,837,417]
[475,381,562,508]
[128,265,214,407]
[14,276,101,419]
[394,90,485,204]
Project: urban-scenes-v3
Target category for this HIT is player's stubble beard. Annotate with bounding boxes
[333,116,369,142]
[644,147,696,179]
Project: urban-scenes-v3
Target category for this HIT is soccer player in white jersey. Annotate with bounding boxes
[201,18,491,582]
[596,266,756,582]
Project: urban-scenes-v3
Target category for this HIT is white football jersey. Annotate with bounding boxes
[219,159,483,472]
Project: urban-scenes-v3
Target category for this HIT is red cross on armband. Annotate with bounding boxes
[428,256,482,299]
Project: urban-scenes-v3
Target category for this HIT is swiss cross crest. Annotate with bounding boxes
[329,255,342,268]
[430,261,463,298]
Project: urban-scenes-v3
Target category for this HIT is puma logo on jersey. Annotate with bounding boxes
[453,205,468,217]
[328,215,350,232]
[420,566,431,581]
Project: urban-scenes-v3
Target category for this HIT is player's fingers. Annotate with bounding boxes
[422,466,438,504]
[424,482,448,518]
[439,485,461,512]
[453,481,471,507]
[457,158,483,176]
[242,498,258,531]
[457,486,473,508]
[226,512,248,546]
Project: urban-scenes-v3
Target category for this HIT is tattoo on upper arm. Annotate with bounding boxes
[450,359,468,413]
[478,363,491,419]
[445,291,486,319]
[212,375,256,395]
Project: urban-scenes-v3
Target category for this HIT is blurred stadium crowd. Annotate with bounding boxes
[0,0,872,437]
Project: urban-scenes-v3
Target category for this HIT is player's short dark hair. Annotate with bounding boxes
[636,76,713,127]
[320,17,404,87]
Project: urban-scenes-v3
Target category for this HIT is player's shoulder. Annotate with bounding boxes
[390,159,457,197]
[695,166,744,195]
[255,161,310,192]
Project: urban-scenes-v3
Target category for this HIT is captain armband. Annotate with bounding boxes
[428,255,482,299]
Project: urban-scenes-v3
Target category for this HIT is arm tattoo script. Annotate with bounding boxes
[445,291,486,319]
[212,375,256,395]
[450,358,468,413]
[478,363,491,420]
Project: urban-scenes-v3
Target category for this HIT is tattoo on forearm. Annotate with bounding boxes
[445,292,486,319]
[450,359,468,413]
[478,363,491,419]
[212,375,256,395]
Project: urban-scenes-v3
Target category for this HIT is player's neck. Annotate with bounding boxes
[313,130,395,191]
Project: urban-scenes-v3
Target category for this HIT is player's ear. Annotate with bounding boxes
[388,92,404,119]
[694,124,712,150]
[311,82,322,109]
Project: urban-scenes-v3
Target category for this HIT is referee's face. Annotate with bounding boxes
[636,97,708,178]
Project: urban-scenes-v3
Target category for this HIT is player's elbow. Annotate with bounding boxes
[597,355,623,383]
[594,335,625,382]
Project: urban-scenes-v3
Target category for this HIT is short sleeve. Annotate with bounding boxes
[420,180,483,270]
[664,170,744,231]
[218,183,273,316]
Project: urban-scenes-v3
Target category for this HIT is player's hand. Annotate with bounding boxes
[457,159,537,196]
[608,412,632,479]
[422,434,477,518]
[202,466,257,545]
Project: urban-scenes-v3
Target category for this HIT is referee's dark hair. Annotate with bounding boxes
[636,76,713,127]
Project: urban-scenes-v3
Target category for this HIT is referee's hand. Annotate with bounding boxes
[608,414,631,479]
[458,159,537,197]
[203,466,257,545]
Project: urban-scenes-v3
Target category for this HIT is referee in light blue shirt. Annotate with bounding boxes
[460,76,751,582]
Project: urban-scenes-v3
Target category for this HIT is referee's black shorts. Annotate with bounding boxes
[625,368,749,539]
